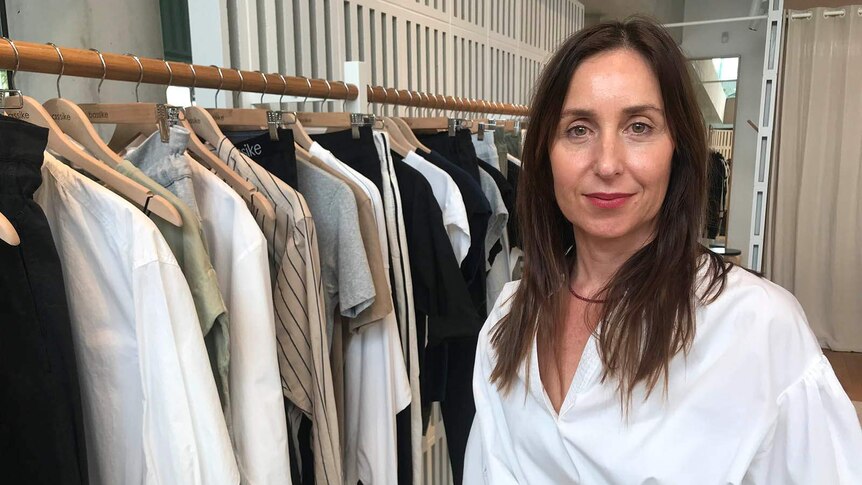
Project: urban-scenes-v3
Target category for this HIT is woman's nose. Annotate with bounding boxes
[592,132,625,178]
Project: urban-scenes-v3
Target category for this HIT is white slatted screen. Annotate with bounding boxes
[189,0,584,113]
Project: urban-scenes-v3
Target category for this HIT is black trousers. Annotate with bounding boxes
[0,115,89,484]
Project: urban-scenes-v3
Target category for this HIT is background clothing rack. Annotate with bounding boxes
[0,38,529,116]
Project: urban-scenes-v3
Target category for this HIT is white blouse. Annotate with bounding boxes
[465,266,862,484]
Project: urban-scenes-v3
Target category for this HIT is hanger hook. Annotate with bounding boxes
[258,71,268,104]
[277,73,287,108]
[46,43,64,98]
[188,63,197,105]
[163,59,173,88]
[210,65,224,108]
[88,48,107,96]
[235,69,245,107]
[337,81,349,111]
[320,79,332,110]
[367,85,377,114]
[392,89,401,117]
[299,76,312,105]
[2,38,20,88]
[405,90,414,117]
[124,53,143,102]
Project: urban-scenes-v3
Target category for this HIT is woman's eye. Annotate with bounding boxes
[569,125,588,137]
[630,122,651,134]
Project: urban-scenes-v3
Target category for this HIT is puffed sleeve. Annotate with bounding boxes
[745,355,862,483]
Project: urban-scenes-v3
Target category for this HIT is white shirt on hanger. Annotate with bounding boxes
[375,132,423,485]
[309,141,412,485]
[403,150,472,266]
[466,266,862,484]
[36,154,239,485]
[187,160,292,485]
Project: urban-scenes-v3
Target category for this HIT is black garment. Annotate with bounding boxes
[416,148,490,314]
[392,154,481,345]
[223,128,300,189]
[506,160,522,249]
[417,130,481,183]
[310,127,385,192]
[0,115,88,484]
[414,148,490,485]
[707,151,727,239]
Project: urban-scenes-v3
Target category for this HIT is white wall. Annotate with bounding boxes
[6,0,167,105]
[681,0,766,265]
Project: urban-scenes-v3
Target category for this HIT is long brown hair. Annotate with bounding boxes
[490,16,731,407]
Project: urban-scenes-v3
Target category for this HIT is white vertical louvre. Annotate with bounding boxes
[200,0,583,113]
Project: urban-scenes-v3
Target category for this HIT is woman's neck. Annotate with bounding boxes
[572,227,654,295]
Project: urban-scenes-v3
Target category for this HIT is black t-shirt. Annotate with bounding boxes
[309,126,384,191]
[391,152,481,345]
[416,148,490,316]
[223,128,299,189]
[417,130,482,183]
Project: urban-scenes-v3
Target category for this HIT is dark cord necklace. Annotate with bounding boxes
[568,285,607,304]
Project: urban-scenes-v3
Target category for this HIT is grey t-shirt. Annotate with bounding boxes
[296,158,376,342]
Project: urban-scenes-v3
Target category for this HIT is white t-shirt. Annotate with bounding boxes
[472,131,501,172]
[309,140,412,485]
[403,150,471,266]
[466,266,862,484]
[36,154,239,485]
[187,161,292,484]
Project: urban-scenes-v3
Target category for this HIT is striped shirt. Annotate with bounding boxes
[214,139,342,485]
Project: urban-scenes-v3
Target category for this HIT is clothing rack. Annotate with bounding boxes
[0,38,529,116]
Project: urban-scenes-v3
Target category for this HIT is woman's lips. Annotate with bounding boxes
[584,193,634,209]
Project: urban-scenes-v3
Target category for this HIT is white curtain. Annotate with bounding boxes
[766,6,862,351]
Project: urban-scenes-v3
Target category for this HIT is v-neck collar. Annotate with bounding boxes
[522,331,602,419]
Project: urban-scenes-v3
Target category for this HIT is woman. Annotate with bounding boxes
[464,17,862,484]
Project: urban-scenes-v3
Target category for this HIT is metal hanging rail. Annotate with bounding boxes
[0,38,529,116]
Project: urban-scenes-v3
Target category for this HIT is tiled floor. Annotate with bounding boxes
[823,351,862,424]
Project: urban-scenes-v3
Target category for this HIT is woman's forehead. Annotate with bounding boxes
[563,49,664,112]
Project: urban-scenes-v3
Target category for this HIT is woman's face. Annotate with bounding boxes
[550,48,674,244]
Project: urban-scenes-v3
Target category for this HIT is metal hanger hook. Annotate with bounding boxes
[46,43,64,98]
[2,38,20,87]
[277,73,287,108]
[405,90,414,117]
[235,69,245,107]
[320,79,332,109]
[258,71,268,104]
[393,89,401,116]
[210,65,224,108]
[163,59,173,88]
[125,53,143,102]
[89,48,106,96]
[188,63,197,105]
[299,76,312,105]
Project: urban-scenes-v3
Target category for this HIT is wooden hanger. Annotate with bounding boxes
[294,78,356,131]
[182,105,276,222]
[380,117,411,157]
[389,116,430,152]
[0,41,181,226]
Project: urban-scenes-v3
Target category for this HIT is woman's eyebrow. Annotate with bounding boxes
[622,104,663,116]
[560,105,664,118]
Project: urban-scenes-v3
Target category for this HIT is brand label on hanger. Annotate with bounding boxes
[51,112,71,121]
[240,143,263,157]
[87,111,109,120]
[6,111,29,120]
